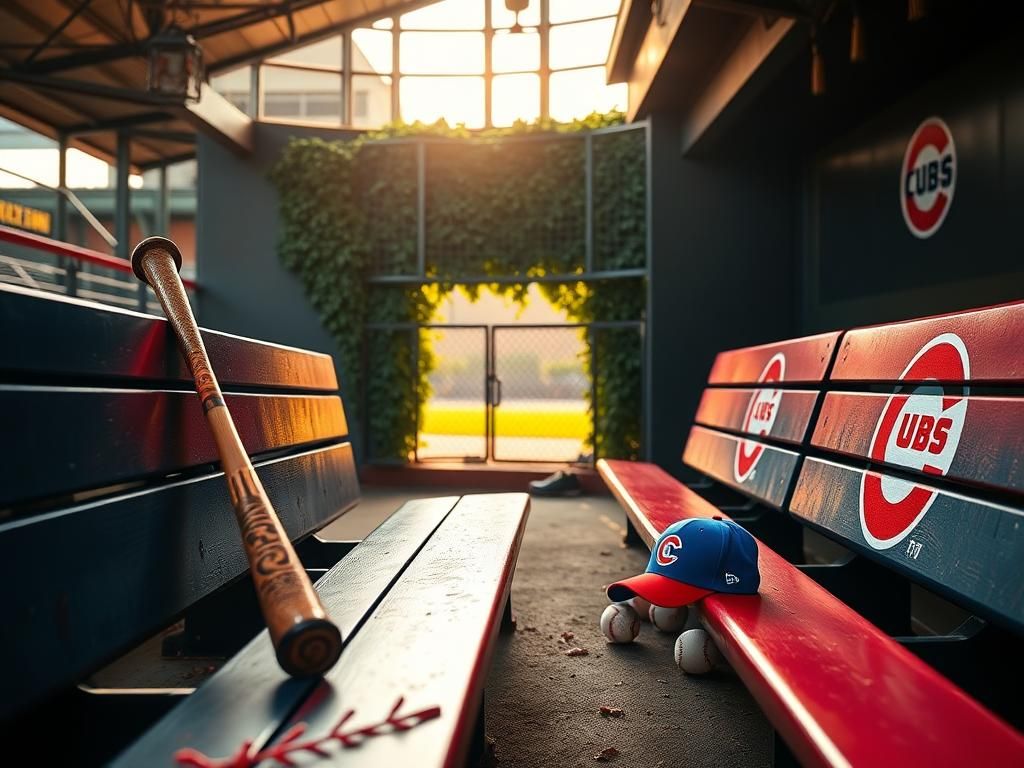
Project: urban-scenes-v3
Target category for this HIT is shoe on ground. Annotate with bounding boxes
[528,470,582,497]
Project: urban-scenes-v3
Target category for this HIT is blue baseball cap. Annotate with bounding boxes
[607,518,760,608]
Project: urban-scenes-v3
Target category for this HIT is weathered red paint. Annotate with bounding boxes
[831,301,1024,383]
[683,425,798,509]
[694,388,818,445]
[707,331,840,384]
[813,392,1024,496]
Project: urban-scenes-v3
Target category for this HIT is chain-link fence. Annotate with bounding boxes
[491,325,591,462]
[358,122,648,283]
[365,321,643,464]
[417,326,488,461]
[358,123,648,463]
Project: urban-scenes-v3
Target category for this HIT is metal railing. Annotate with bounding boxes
[0,224,197,314]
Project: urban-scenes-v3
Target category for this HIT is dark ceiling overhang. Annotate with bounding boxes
[607,0,824,150]
[0,0,437,169]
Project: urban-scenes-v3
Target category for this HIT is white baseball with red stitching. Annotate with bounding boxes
[649,604,689,633]
[674,628,722,674]
[629,596,652,620]
[600,603,641,644]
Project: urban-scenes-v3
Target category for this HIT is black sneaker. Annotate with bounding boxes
[528,470,582,497]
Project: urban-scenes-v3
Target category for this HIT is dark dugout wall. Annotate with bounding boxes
[805,42,1024,331]
[196,123,364,454]
[647,110,798,474]
[646,4,1024,475]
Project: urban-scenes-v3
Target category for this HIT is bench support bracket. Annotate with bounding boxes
[799,555,911,635]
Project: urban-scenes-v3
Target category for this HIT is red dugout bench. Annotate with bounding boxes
[599,301,1024,766]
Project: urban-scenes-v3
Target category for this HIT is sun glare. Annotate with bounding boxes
[394,0,624,127]
[213,0,627,129]
[401,77,486,128]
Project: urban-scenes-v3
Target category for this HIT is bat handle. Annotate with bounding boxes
[131,237,343,677]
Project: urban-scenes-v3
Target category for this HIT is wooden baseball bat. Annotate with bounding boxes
[131,236,342,678]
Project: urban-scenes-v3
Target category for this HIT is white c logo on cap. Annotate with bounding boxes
[656,534,682,566]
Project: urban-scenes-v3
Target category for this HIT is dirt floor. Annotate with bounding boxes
[326,488,772,768]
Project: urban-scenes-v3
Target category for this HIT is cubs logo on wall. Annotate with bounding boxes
[859,334,970,549]
[901,117,956,239]
[734,353,784,482]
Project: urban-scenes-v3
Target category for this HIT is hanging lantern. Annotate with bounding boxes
[505,0,530,33]
[850,3,866,63]
[147,26,203,103]
[811,36,825,96]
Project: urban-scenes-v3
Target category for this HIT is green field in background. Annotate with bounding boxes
[421,405,590,439]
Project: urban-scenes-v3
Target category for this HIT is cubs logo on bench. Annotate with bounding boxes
[734,353,785,483]
[859,333,970,549]
[901,116,956,239]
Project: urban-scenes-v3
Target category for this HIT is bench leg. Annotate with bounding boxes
[162,576,264,659]
[467,691,490,767]
[771,730,801,768]
[501,594,516,634]
[622,516,644,548]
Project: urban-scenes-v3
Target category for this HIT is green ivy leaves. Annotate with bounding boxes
[271,113,645,462]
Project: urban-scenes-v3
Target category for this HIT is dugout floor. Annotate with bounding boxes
[326,487,771,768]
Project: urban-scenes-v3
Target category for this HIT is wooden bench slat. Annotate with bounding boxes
[598,459,718,544]
[701,546,1024,768]
[683,425,798,509]
[695,388,817,445]
[0,388,347,507]
[791,457,1024,631]
[812,391,1024,496]
[111,496,459,767]
[831,300,1024,383]
[271,493,530,768]
[708,331,840,385]
[596,459,1024,767]
[0,442,359,718]
[0,284,338,391]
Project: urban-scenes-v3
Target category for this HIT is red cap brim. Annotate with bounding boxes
[607,572,714,608]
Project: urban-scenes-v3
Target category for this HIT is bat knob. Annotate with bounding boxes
[277,618,344,677]
[131,236,183,283]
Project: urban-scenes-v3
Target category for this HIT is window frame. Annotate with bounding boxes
[213,0,621,129]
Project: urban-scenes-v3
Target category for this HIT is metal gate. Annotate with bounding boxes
[369,321,642,464]
[489,325,592,463]
[415,323,592,463]
[415,324,489,462]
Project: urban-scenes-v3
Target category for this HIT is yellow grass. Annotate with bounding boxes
[420,405,590,439]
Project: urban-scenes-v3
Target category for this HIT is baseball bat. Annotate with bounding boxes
[131,236,342,678]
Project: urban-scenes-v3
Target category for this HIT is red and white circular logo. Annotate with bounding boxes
[859,333,970,549]
[656,534,683,566]
[901,116,956,239]
[734,353,785,483]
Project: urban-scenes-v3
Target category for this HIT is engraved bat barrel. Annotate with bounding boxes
[131,236,342,677]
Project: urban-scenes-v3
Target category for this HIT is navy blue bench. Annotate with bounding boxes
[0,284,528,767]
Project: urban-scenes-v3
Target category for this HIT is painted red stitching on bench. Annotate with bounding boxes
[173,697,442,768]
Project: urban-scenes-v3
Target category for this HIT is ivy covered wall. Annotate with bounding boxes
[270,114,647,463]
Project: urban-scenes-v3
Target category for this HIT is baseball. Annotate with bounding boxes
[649,604,689,633]
[674,628,723,674]
[629,596,652,620]
[599,603,641,644]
